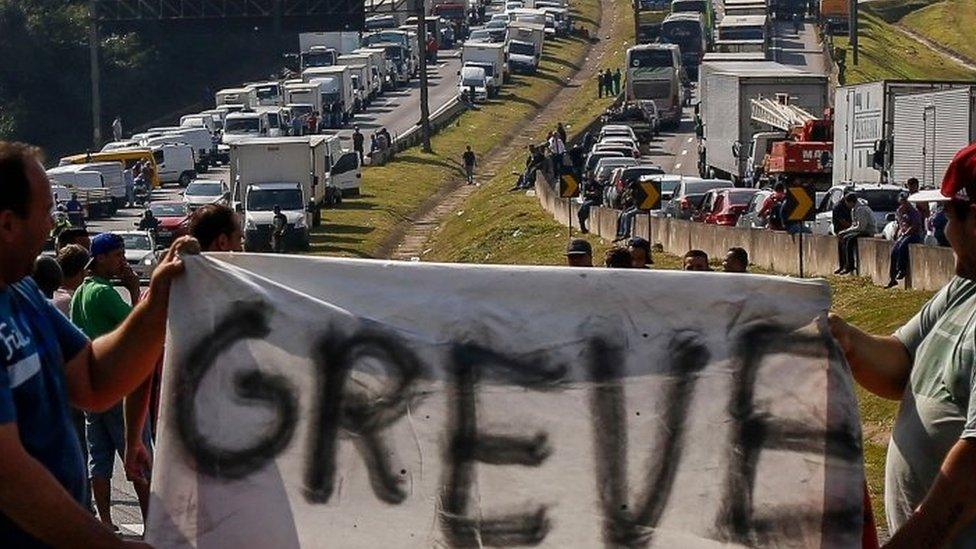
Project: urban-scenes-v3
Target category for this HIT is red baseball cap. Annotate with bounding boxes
[909,143,976,203]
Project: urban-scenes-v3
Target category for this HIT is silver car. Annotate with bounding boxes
[662,178,735,219]
[116,230,160,280]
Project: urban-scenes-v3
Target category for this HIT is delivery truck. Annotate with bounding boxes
[697,61,827,183]
[299,31,361,55]
[461,42,507,95]
[215,87,258,110]
[891,86,976,188]
[284,81,325,115]
[832,80,969,186]
[302,65,355,127]
[337,53,382,99]
[230,137,330,251]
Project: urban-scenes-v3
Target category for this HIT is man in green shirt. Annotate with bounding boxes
[831,143,976,547]
[70,233,151,532]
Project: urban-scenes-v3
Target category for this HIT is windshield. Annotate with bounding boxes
[470,31,491,41]
[247,189,303,211]
[186,182,223,196]
[302,52,334,68]
[661,21,704,53]
[121,233,151,250]
[266,113,280,126]
[365,17,396,30]
[718,25,764,40]
[149,203,187,217]
[629,48,674,68]
[728,190,757,205]
[254,85,278,100]
[509,42,535,55]
[861,190,901,212]
[225,118,260,133]
[384,47,403,60]
[462,76,484,87]
[468,63,494,76]
[623,167,665,180]
[658,178,681,193]
[685,180,732,194]
[672,0,706,12]
[289,105,312,118]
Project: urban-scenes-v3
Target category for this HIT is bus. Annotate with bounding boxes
[715,14,769,40]
[624,44,683,128]
[636,0,671,43]
[670,0,713,33]
[660,13,707,79]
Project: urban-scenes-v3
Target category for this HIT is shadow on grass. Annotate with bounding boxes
[322,223,376,234]
[395,154,466,174]
[308,241,375,258]
[497,93,542,109]
[331,198,378,211]
[542,54,582,71]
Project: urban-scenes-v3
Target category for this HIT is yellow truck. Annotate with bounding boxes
[59,148,162,189]
[820,0,849,31]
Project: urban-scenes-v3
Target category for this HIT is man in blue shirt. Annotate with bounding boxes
[0,140,190,547]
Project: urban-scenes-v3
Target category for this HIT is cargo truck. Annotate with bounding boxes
[832,80,970,186]
[245,81,284,107]
[722,0,768,16]
[461,42,507,95]
[697,61,827,183]
[337,53,382,99]
[362,30,418,76]
[215,87,258,110]
[284,81,325,115]
[355,47,396,90]
[302,65,355,127]
[890,86,976,189]
[819,0,849,31]
[230,137,330,252]
[299,32,361,55]
[637,0,670,43]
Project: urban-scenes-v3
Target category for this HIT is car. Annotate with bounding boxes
[115,230,159,280]
[147,201,190,246]
[486,18,509,30]
[662,178,735,219]
[489,13,509,23]
[811,184,904,236]
[735,189,773,229]
[504,1,524,11]
[592,157,639,187]
[182,179,228,211]
[695,188,761,226]
[599,124,638,142]
[595,139,640,158]
[584,150,625,179]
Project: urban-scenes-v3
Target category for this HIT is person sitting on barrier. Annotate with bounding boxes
[758,182,787,231]
[835,192,877,275]
[614,183,640,241]
[577,178,604,233]
[565,238,593,267]
[930,203,949,246]
[886,192,924,288]
[683,249,712,271]
[722,247,749,273]
[605,247,633,268]
[628,237,653,268]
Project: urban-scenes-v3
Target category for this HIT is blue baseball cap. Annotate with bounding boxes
[90,233,125,257]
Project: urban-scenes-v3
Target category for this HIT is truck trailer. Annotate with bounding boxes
[891,86,976,189]
[697,61,827,183]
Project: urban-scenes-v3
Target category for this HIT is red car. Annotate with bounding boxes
[148,201,190,246]
[696,188,760,226]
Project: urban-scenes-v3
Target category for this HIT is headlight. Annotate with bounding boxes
[143,256,154,266]
[245,218,257,230]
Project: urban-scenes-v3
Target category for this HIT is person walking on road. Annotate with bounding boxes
[123,167,135,208]
[886,191,924,288]
[828,143,976,548]
[462,145,477,185]
[66,193,84,227]
[352,126,365,164]
[271,205,287,253]
[612,68,622,95]
[834,192,877,275]
[70,233,153,532]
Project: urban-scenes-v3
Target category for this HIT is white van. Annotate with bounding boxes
[180,114,216,136]
[148,143,197,186]
[155,127,215,171]
[62,161,127,208]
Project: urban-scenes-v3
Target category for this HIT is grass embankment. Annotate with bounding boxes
[307,0,600,258]
[424,0,633,264]
[900,0,976,63]
[832,7,976,84]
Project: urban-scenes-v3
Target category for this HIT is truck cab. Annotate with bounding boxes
[745,131,788,186]
[215,87,258,110]
[458,66,488,103]
[300,46,339,71]
[223,111,270,144]
[243,182,313,251]
[506,40,539,73]
[284,82,325,115]
[246,81,284,107]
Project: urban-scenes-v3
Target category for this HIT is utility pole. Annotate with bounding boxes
[633,0,640,46]
[416,1,433,153]
[89,0,102,147]
[849,0,858,65]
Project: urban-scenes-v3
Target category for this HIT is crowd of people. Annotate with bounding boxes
[596,68,622,98]
[4,134,976,548]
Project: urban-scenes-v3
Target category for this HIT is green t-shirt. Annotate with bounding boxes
[69,276,132,339]
[889,276,976,546]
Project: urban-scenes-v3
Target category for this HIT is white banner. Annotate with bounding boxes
[147,254,863,548]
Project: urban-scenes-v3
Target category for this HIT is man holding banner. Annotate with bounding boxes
[0,141,188,547]
[831,144,976,547]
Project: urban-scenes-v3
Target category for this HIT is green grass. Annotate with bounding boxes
[307,0,599,258]
[832,11,976,84]
[864,0,935,23]
[901,0,976,63]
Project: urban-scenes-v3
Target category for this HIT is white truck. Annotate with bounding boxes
[458,66,489,103]
[343,64,371,111]
[222,111,271,144]
[303,65,355,127]
[284,81,325,115]
[142,142,197,186]
[362,29,417,77]
[46,166,116,218]
[300,46,339,71]
[179,113,217,136]
[890,86,976,189]
[230,137,330,252]
[340,52,384,99]
[461,42,507,96]
[245,81,284,107]
[215,87,258,110]
[832,80,970,186]
[355,47,395,90]
[157,126,215,171]
[697,61,827,183]
[507,21,545,64]
[300,32,361,55]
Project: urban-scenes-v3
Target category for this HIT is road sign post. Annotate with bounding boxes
[560,173,580,240]
[632,179,662,240]
[783,184,817,277]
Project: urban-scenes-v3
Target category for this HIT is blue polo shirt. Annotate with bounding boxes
[0,278,89,546]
